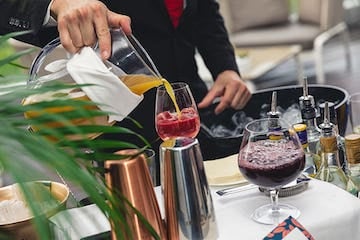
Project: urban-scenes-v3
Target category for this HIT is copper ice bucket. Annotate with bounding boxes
[104,149,167,240]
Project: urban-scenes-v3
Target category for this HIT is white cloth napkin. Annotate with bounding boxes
[49,204,110,239]
[203,154,247,186]
[66,47,143,122]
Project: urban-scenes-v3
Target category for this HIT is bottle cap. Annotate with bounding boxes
[319,101,337,125]
[293,123,307,132]
[344,133,360,147]
[299,77,315,109]
[345,134,360,164]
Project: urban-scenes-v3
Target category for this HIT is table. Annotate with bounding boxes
[50,178,360,240]
[210,179,360,239]
[196,45,303,88]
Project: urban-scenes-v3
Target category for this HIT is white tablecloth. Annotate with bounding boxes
[208,178,360,239]
[51,179,360,240]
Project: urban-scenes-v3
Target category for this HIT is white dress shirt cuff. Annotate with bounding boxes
[43,0,57,26]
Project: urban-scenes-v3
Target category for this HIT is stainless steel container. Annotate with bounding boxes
[160,138,218,240]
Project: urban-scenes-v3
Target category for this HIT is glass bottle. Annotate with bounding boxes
[318,102,339,134]
[345,133,360,193]
[315,102,348,191]
[293,123,316,176]
[319,102,347,173]
[298,78,321,168]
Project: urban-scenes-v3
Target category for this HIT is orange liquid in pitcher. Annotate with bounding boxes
[22,87,114,141]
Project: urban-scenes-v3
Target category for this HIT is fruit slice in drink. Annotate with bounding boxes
[156,107,200,140]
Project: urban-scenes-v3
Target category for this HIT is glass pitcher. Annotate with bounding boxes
[28,28,163,92]
[23,28,163,139]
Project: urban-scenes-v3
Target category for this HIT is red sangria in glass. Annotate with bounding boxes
[155,82,200,141]
[238,118,305,225]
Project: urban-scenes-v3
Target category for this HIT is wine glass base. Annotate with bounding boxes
[251,203,300,225]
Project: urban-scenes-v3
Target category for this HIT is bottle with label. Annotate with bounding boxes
[345,133,360,185]
[298,78,321,164]
[315,102,349,191]
[293,123,317,176]
[318,102,347,173]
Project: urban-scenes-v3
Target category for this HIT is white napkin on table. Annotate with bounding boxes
[49,204,110,240]
[66,47,143,122]
[204,154,247,186]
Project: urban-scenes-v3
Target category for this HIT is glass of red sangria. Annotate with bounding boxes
[238,118,305,225]
[155,82,200,140]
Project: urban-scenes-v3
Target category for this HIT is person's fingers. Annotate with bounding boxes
[211,83,233,114]
[57,20,79,54]
[108,12,132,34]
[214,98,231,115]
[59,8,88,48]
[241,89,252,107]
[231,85,251,110]
[78,7,97,47]
[233,91,249,109]
[213,81,250,114]
[93,11,132,59]
[52,0,132,57]
[95,27,111,59]
[197,89,220,109]
[88,5,111,59]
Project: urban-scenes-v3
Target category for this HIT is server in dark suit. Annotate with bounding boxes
[0,0,131,59]
[0,0,251,159]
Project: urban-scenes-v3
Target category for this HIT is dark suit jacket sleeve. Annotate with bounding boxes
[0,0,57,46]
[194,0,239,79]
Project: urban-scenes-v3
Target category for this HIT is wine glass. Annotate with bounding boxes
[155,82,200,141]
[238,118,305,225]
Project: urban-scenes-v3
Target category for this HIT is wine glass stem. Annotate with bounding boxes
[270,189,280,212]
[269,189,281,224]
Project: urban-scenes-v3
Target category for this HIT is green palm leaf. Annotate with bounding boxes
[0,32,159,240]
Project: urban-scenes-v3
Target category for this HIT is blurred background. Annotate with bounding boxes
[249,0,360,94]
[1,0,360,94]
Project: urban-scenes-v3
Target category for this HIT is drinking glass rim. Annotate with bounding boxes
[157,82,189,92]
[349,92,360,102]
[244,118,292,133]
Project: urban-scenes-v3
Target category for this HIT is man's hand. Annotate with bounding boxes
[197,70,252,114]
[50,0,131,59]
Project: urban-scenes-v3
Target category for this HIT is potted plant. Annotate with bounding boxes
[0,32,160,240]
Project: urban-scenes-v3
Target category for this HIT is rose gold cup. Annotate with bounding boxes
[104,149,167,240]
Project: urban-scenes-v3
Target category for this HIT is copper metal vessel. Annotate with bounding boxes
[104,149,167,240]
